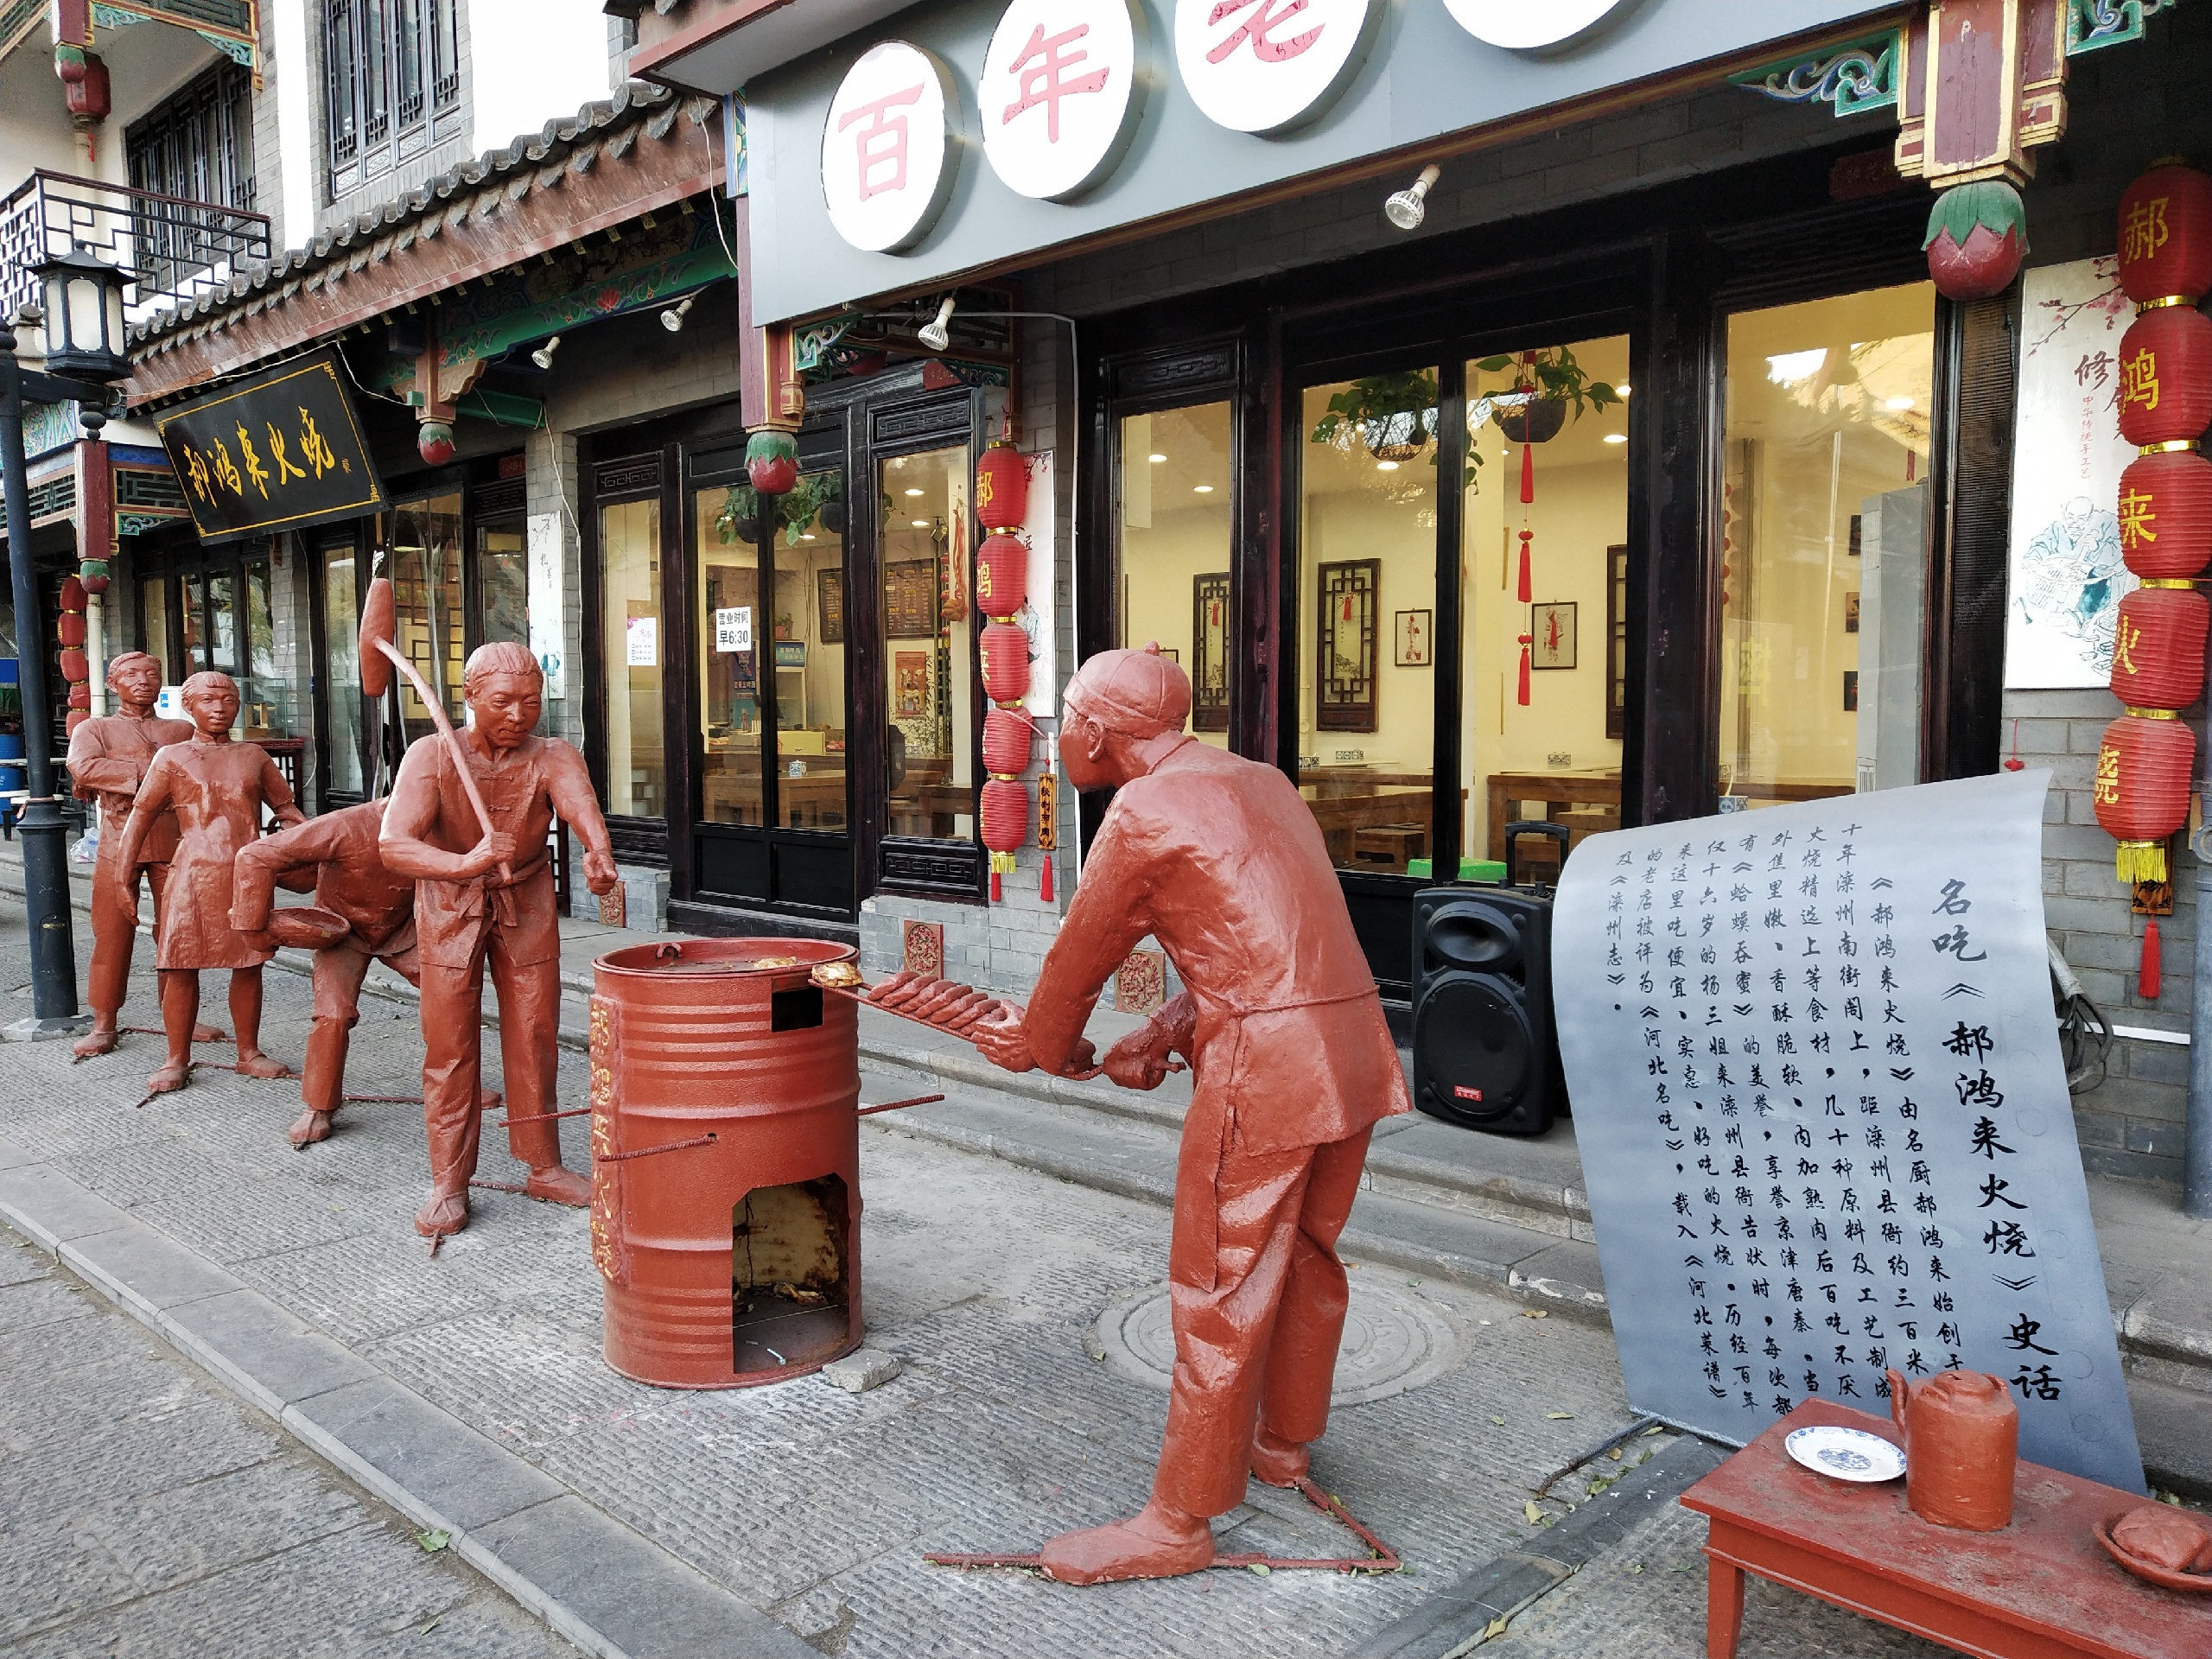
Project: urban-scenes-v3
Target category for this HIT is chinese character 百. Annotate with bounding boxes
[1002,22,1109,143]
[838,83,926,201]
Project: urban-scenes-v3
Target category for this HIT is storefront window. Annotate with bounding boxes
[321,538,364,797]
[1298,374,1437,873]
[239,554,289,736]
[1460,336,1630,882]
[139,575,172,682]
[600,494,664,819]
[389,492,465,741]
[476,521,527,645]
[880,444,973,842]
[1719,284,1935,805]
[777,474,847,830]
[697,487,762,827]
[182,572,206,665]
[1119,402,1232,747]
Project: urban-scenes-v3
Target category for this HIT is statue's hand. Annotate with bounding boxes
[1103,1026,1173,1091]
[583,846,620,894]
[971,1003,1037,1073]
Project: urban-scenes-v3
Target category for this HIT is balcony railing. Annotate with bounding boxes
[0,168,270,329]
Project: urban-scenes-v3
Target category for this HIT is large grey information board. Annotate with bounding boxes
[1552,772,2143,1492]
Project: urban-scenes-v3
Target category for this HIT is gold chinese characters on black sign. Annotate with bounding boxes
[155,348,386,543]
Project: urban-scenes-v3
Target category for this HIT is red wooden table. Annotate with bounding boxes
[1679,1401,2212,1659]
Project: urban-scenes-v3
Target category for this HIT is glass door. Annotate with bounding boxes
[880,443,975,842]
[690,457,852,916]
[317,528,367,802]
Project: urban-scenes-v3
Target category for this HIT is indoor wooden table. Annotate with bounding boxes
[1484,770,1620,863]
[1679,1400,2212,1659]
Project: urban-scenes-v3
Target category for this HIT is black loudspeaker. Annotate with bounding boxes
[1410,825,1569,1136]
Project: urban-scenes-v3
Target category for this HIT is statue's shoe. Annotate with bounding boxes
[1039,1513,1215,1586]
[414,1191,470,1237]
[524,1165,592,1207]
[1249,1428,1309,1489]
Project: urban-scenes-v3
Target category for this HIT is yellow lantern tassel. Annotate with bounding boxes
[2116,840,2170,885]
[990,851,1017,875]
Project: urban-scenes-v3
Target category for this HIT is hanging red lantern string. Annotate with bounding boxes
[974,439,1035,902]
[1516,529,1533,605]
[2118,161,2212,308]
[1516,632,1532,708]
[59,575,90,736]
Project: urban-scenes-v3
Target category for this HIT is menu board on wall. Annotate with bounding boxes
[2006,257,2139,689]
[1551,771,2143,1491]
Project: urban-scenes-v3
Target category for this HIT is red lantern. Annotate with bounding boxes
[56,611,86,648]
[983,707,1034,777]
[2117,304,2212,447]
[976,532,1028,619]
[2109,583,2210,709]
[2094,712,2196,882]
[60,575,86,610]
[2119,448,2212,578]
[981,777,1028,852]
[981,620,1030,704]
[976,441,1027,531]
[2119,162,2212,306]
[59,647,88,684]
[65,710,89,735]
[66,682,91,710]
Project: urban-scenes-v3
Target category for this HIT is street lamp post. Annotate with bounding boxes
[0,247,133,1041]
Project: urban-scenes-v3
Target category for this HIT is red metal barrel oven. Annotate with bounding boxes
[589,937,861,1389]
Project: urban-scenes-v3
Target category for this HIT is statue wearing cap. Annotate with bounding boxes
[975,642,1411,1585]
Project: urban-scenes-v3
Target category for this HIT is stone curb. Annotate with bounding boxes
[0,1142,817,1659]
[1346,1433,1730,1659]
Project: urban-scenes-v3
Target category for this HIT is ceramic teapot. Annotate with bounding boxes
[1885,1367,2018,1531]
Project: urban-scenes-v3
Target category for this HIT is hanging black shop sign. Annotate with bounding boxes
[155,347,387,543]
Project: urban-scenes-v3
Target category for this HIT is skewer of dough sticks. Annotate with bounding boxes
[806,963,1185,1083]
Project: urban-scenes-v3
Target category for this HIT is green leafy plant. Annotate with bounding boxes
[717,470,842,547]
[0,684,19,736]
[1471,346,1621,422]
[1309,370,1440,461]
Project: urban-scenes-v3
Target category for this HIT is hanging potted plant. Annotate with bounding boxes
[1474,346,1621,444]
[717,471,842,547]
[1309,370,1440,463]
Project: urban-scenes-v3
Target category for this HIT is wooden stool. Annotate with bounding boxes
[1351,823,1427,871]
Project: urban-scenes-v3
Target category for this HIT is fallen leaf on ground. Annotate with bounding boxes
[418,1618,441,1635]
[1523,1500,1547,1525]
[415,1529,450,1553]
[1521,1309,1549,1319]
[1484,1616,1511,1640]
[1247,1563,1271,1577]
[1608,1446,1624,1459]
[1629,1562,1645,1575]
[1546,1411,1573,1420]
[1491,1414,1505,1426]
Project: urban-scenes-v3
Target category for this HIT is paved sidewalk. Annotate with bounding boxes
[0,1227,577,1658]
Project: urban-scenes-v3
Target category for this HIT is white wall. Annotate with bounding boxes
[467,0,616,156]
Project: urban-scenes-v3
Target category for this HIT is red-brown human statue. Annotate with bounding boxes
[111,671,307,1093]
[232,799,419,1148]
[65,651,199,1058]
[378,642,619,1238]
[974,644,1410,1585]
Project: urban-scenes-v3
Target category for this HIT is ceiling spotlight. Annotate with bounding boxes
[1616,382,1630,397]
[1193,484,1215,493]
[905,487,925,497]
[660,294,696,333]
[1384,163,1442,232]
[911,518,931,527]
[917,294,956,351]
[530,334,562,370]
[1885,395,1916,410]
[1376,460,1401,472]
[1603,433,1627,445]
[1148,453,1167,463]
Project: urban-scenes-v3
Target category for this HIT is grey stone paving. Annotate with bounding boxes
[0,1228,578,1659]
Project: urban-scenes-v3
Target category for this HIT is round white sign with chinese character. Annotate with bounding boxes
[822,41,962,254]
[982,0,1145,202]
[1173,0,1378,137]
[1443,0,1630,51]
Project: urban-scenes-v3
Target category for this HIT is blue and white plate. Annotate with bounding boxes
[1784,1425,1907,1483]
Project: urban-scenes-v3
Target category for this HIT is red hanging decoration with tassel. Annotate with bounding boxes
[1516,632,1532,706]
[2141,917,2164,1001]
[1516,530,1532,604]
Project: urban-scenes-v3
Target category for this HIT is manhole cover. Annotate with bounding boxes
[1090,1271,1466,1407]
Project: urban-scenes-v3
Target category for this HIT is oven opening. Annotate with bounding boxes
[733,1175,850,1373]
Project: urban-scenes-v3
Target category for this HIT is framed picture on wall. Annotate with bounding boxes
[1394,609,1432,667]
[1605,543,1628,740]
[884,559,938,639]
[817,569,845,644]
[895,652,930,719]
[1192,571,1230,733]
[1316,559,1379,732]
[1531,601,1577,671]
[1845,590,1860,633]
[1843,670,1859,712]
[1158,648,1179,663]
